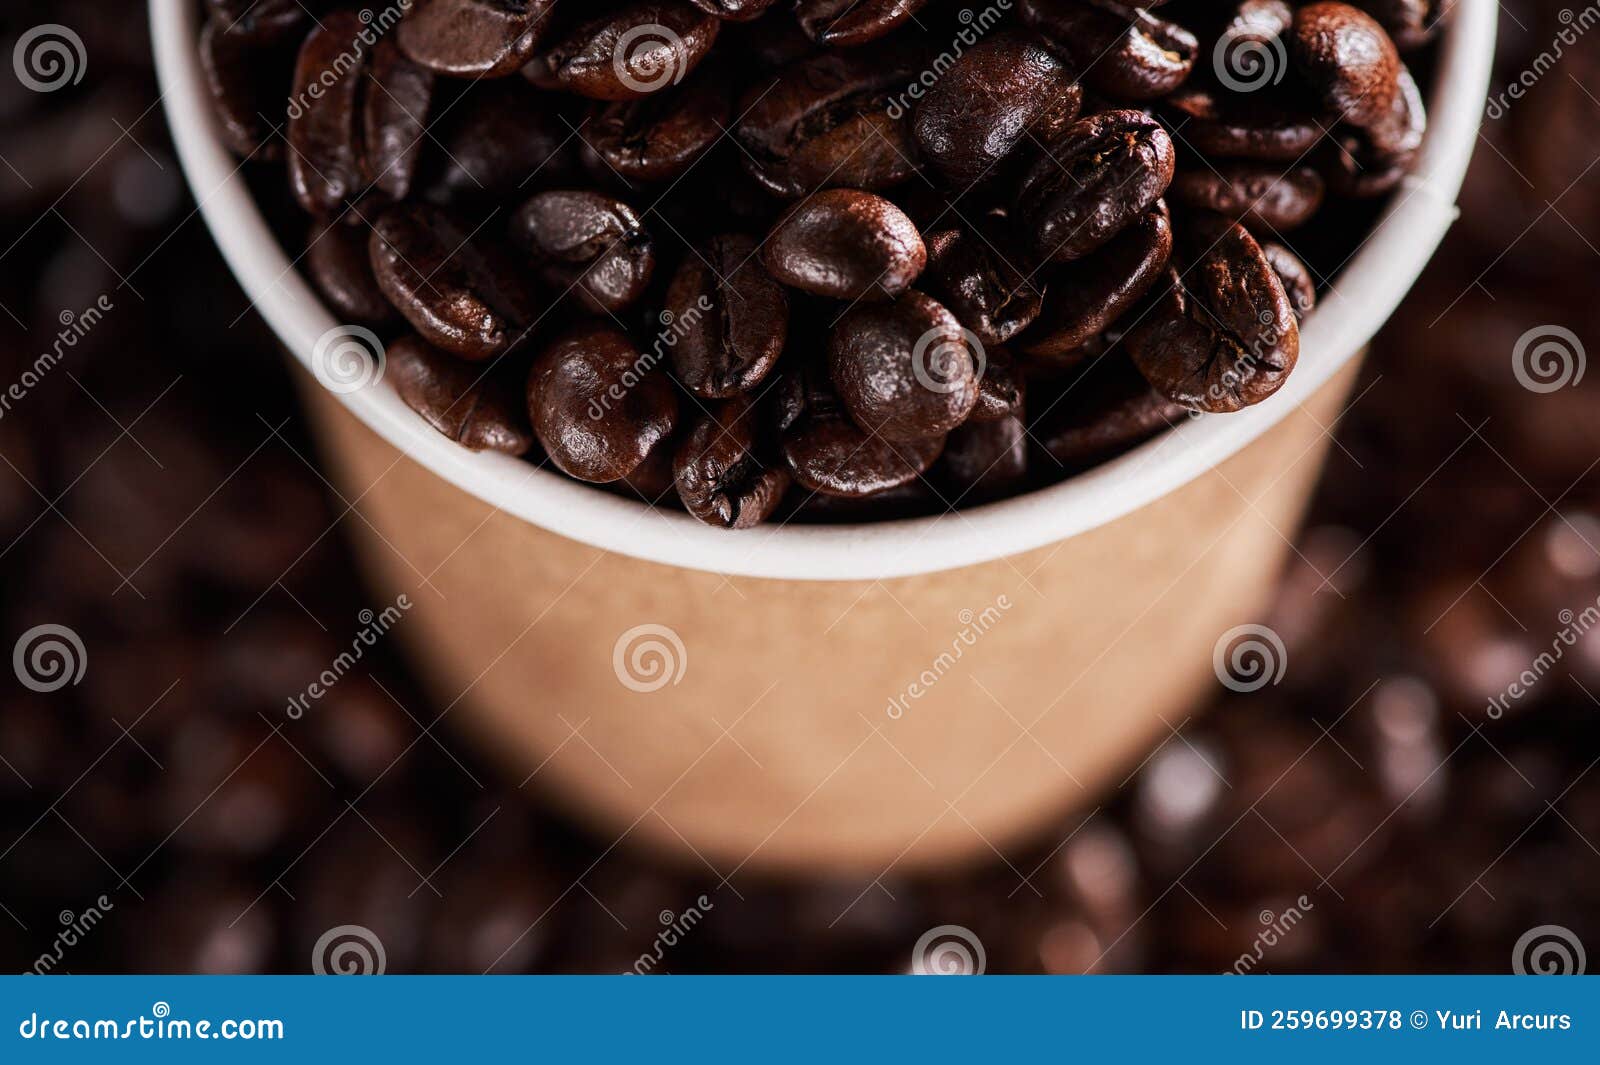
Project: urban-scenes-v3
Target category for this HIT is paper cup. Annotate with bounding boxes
[152,0,1496,871]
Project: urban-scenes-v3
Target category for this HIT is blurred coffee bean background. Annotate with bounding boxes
[1,1,1597,974]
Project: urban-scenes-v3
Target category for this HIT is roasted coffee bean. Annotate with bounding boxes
[389,336,535,455]
[582,72,731,184]
[397,0,557,78]
[1170,164,1325,231]
[972,349,1026,423]
[527,3,721,101]
[921,225,1045,347]
[1014,110,1175,262]
[618,439,679,501]
[370,204,536,361]
[287,17,434,216]
[1320,64,1422,197]
[1357,0,1454,51]
[422,81,579,205]
[1163,86,1325,163]
[943,408,1029,500]
[527,323,679,482]
[198,17,291,160]
[763,189,926,302]
[1126,216,1299,411]
[688,0,779,19]
[1261,240,1317,319]
[204,0,306,43]
[829,291,980,442]
[305,222,394,326]
[673,393,791,528]
[666,233,789,398]
[795,0,928,46]
[1019,0,1199,101]
[913,31,1082,190]
[512,191,655,314]
[1290,2,1401,128]
[1034,356,1187,466]
[1020,202,1171,359]
[777,367,945,496]
[735,49,920,197]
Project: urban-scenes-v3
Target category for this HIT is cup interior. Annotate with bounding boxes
[150,0,1498,580]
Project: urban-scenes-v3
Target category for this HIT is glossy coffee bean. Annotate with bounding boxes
[1034,356,1187,467]
[583,72,731,184]
[1358,0,1454,51]
[528,323,680,482]
[735,49,920,198]
[305,222,394,326]
[397,0,557,78]
[913,31,1082,189]
[1290,2,1401,128]
[778,368,945,497]
[688,0,779,19]
[666,233,789,398]
[1170,164,1325,231]
[1260,240,1317,319]
[1020,202,1171,359]
[1014,110,1175,262]
[1126,216,1299,412]
[389,336,535,455]
[829,291,980,442]
[972,349,1026,423]
[1163,86,1325,163]
[199,18,291,160]
[422,81,579,205]
[943,407,1029,501]
[527,3,721,101]
[363,38,436,202]
[763,190,926,302]
[795,0,929,46]
[673,394,791,528]
[1020,0,1198,101]
[204,0,306,43]
[369,204,536,361]
[921,225,1045,347]
[511,191,655,314]
[1320,63,1422,198]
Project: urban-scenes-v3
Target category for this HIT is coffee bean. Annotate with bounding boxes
[913,31,1082,189]
[829,291,980,442]
[1260,240,1317,319]
[1126,215,1299,412]
[397,0,558,78]
[527,3,721,101]
[363,38,436,203]
[795,0,929,47]
[421,81,579,206]
[1020,202,1171,359]
[921,225,1045,347]
[943,407,1029,501]
[305,222,394,326]
[1020,0,1198,101]
[1034,356,1187,466]
[528,323,680,482]
[1170,164,1325,231]
[1322,62,1424,197]
[666,233,789,398]
[1291,2,1401,128]
[389,336,535,455]
[763,189,926,302]
[511,190,655,314]
[1163,86,1326,163]
[688,0,779,19]
[778,367,944,497]
[972,348,1026,423]
[1014,110,1175,262]
[735,48,920,197]
[369,204,536,361]
[582,72,732,184]
[204,0,305,43]
[199,17,293,160]
[1357,0,1455,51]
[673,393,791,528]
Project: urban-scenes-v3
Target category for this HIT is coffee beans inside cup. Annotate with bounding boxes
[200,0,1443,528]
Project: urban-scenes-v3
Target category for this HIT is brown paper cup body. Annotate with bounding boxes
[298,361,1360,874]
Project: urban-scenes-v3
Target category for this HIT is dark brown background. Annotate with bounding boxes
[0,0,1597,973]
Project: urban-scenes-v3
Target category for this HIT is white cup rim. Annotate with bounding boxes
[150,0,1496,581]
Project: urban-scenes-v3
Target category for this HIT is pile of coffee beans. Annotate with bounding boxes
[200,0,1445,526]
